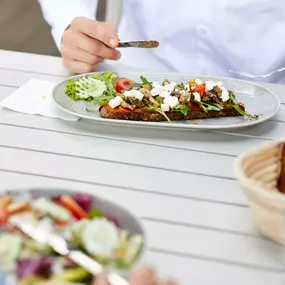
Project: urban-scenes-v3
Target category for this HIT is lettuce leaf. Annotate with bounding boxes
[66,72,117,106]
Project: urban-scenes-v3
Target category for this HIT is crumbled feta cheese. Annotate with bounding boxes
[221,89,230,102]
[205,81,216,91]
[108,96,123,109]
[152,81,160,88]
[217,81,223,88]
[164,96,179,108]
[161,103,170,112]
[124,90,144,101]
[195,79,202,85]
[159,90,171,98]
[150,81,179,98]
[164,82,177,92]
[193,92,201,102]
[151,86,163,96]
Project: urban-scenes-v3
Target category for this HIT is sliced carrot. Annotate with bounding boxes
[59,195,88,220]
[0,208,9,225]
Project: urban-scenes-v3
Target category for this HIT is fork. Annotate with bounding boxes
[229,67,285,78]
[10,218,129,285]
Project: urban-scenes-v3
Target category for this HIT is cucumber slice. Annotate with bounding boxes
[124,235,143,266]
[19,276,44,285]
[32,198,71,222]
[0,233,22,272]
[52,267,90,282]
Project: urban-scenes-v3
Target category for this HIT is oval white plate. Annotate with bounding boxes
[52,72,280,130]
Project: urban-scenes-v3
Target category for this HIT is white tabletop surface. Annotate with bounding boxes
[0,49,285,285]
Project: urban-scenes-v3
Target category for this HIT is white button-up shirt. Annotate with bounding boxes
[38,0,285,83]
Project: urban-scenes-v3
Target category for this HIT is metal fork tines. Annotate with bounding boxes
[10,218,129,285]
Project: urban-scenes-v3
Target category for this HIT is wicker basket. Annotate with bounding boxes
[235,140,285,244]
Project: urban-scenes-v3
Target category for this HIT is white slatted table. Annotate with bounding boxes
[0,49,285,285]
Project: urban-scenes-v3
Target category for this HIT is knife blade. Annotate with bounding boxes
[10,218,129,285]
[118,40,159,48]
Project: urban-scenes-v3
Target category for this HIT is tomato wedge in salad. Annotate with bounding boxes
[115,78,134,93]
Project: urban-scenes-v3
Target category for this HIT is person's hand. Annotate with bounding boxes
[61,17,121,74]
[93,267,177,285]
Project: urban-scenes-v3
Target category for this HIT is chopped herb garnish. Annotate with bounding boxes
[132,82,141,88]
[143,99,149,106]
[176,83,185,90]
[140,76,152,86]
[142,106,171,123]
[173,104,190,116]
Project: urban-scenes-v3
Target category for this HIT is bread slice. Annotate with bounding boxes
[100,105,244,122]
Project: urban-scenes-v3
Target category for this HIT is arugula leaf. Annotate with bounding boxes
[233,105,259,120]
[142,106,171,123]
[195,101,223,112]
[176,83,185,90]
[132,82,141,88]
[140,76,152,86]
[173,104,190,116]
[229,92,258,119]
[211,103,224,110]
[202,102,223,111]
[195,101,208,113]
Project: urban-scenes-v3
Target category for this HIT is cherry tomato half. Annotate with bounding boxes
[192,83,206,97]
[115,78,134,93]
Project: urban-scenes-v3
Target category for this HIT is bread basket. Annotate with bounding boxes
[235,140,285,244]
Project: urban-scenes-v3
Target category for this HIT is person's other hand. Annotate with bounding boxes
[93,267,177,285]
[61,17,121,74]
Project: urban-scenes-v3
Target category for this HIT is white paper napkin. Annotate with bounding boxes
[0,78,79,121]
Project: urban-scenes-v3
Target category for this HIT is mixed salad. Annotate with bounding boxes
[65,72,258,122]
[0,193,143,285]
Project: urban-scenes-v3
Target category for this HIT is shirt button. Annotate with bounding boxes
[198,26,208,35]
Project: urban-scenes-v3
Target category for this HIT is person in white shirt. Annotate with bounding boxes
[38,0,285,83]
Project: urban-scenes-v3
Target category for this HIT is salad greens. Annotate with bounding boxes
[66,72,117,105]
[173,104,190,116]
[0,193,144,285]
